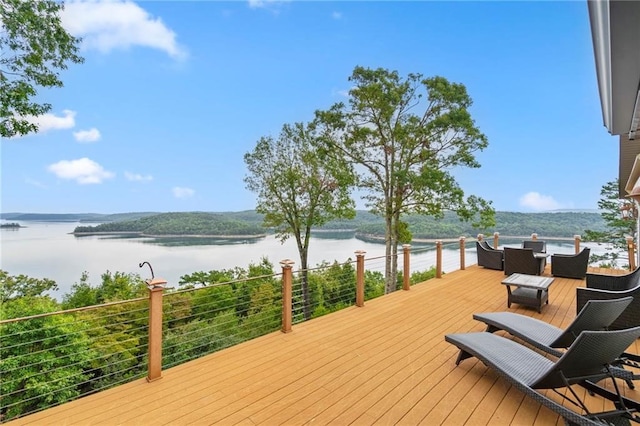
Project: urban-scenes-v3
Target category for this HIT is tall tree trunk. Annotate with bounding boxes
[300,251,311,320]
[384,215,395,294]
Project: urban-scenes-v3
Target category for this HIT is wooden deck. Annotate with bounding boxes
[8,265,640,425]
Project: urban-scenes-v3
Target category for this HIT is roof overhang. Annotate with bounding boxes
[588,0,640,139]
[620,135,640,197]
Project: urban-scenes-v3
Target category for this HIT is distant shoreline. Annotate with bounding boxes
[72,231,267,239]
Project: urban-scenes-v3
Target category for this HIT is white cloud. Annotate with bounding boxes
[48,158,115,184]
[125,171,153,182]
[73,127,101,143]
[62,0,187,60]
[332,11,343,20]
[172,186,195,199]
[26,109,76,133]
[519,192,562,211]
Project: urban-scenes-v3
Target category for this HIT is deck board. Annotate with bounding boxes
[7,264,640,425]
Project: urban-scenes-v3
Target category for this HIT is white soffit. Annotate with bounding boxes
[588,0,640,138]
[625,153,640,195]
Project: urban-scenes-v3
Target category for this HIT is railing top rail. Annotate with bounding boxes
[0,296,147,325]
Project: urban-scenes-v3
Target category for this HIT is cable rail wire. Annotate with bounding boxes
[4,237,581,422]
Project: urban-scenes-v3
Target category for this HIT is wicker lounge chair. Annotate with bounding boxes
[473,296,633,357]
[576,282,640,386]
[475,240,503,270]
[445,327,640,425]
[473,297,636,387]
[551,248,591,279]
[503,247,545,276]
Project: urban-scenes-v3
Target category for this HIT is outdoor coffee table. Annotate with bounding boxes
[501,273,555,313]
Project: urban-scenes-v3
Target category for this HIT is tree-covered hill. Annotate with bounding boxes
[69,210,607,240]
[0,212,159,222]
[355,211,607,239]
[73,212,265,236]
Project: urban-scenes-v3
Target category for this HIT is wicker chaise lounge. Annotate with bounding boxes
[473,297,636,387]
[473,296,633,357]
[551,248,591,279]
[445,327,640,425]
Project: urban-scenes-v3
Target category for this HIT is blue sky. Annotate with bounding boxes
[1,0,618,214]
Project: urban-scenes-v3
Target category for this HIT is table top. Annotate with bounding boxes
[501,273,555,290]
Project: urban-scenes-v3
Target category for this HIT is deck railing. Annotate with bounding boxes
[0,234,608,422]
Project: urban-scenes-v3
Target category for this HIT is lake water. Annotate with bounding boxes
[0,221,613,300]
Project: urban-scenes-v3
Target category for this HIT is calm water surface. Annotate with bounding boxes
[0,221,608,299]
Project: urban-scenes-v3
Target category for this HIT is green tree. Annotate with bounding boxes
[244,121,356,319]
[584,179,636,268]
[316,66,495,293]
[0,269,58,304]
[0,296,93,421]
[1,0,84,137]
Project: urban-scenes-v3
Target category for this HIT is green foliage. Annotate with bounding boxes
[364,270,385,299]
[300,260,357,320]
[61,272,98,309]
[244,121,357,320]
[410,267,437,285]
[354,211,606,240]
[0,269,58,303]
[244,121,356,245]
[0,222,20,228]
[0,0,83,137]
[73,212,265,236]
[315,66,495,293]
[584,179,636,268]
[61,271,146,309]
[162,314,246,369]
[0,297,93,421]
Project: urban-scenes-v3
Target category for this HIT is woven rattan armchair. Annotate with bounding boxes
[522,240,546,253]
[503,247,545,276]
[476,241,503,270]
[551,248,591,279]
[522,240,547,270]
[576,281,640,330]
[586,266,640,291]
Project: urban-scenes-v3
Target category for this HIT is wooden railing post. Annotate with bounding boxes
[355,250,366,305]
[627,237,637,271]
[436,240,443,278]
[531,233,538,241]
[574,235,581,254]
[147,278,167,383]
[459,236,466,270]
[477,233,484,242]
[493,232,499,248]
[402,245,411,291]
[280,259,294,333]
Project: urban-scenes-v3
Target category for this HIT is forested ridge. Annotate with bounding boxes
[69,210,606,239]
[73,212,265,236]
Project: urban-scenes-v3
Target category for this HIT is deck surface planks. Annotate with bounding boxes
[8,264,640,425]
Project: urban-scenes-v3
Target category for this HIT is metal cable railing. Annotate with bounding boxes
[2,234,590,422]
[0,298,149,422]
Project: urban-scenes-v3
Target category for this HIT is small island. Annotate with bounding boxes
[0,222,22,229]
[72,212,266,239]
